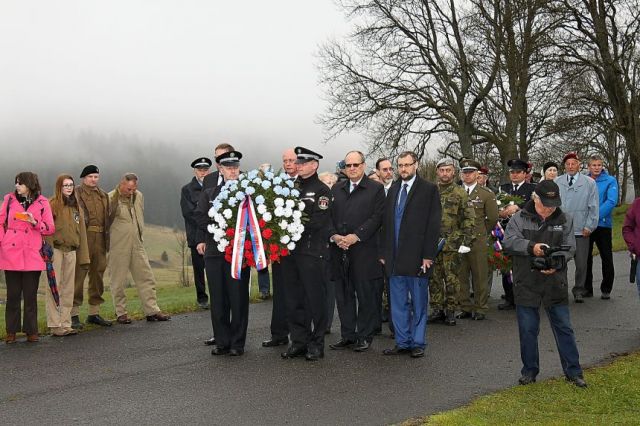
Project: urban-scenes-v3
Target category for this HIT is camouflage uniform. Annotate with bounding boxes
[430,182,476,312]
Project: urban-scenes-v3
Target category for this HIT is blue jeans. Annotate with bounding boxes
[516,304,583,378]
[389,275,428,349]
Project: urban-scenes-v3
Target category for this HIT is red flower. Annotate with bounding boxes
[226,228,235,237]
[269,243,279,253]
[259,219,266,228]
[224,253,232,262]
[225,245,233,255]
[280,248,289,257]
[245,250,254,260]
[270,253,280,262]
[244,240,252,250]
[262,228,273,239]
[494,251,501,258]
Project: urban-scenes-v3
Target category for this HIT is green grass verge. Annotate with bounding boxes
[416,352,640,425]
[611,204,629,253]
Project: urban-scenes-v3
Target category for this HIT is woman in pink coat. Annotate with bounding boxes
[0,172,55,344]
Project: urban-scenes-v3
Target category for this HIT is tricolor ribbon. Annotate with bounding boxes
[230,195,268,279]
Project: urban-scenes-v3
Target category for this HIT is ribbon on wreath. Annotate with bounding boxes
[491,222,505,251]
[230,195,268,279]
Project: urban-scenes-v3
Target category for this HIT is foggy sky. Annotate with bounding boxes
[0,0,368,172]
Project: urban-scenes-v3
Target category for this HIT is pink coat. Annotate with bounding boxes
[623,197,640,256]
[0,193,55,271]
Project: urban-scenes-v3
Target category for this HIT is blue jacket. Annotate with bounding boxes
[589,170,618,228]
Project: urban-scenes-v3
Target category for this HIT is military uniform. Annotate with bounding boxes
[73,182,110,318]
[458,182,498,316]
[430,181,476,319]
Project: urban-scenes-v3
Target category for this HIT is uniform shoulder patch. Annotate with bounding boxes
[318,196,330,210]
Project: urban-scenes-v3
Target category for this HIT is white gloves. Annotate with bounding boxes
[458,245,471,254]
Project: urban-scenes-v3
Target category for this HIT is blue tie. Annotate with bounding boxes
[395,183,408,248]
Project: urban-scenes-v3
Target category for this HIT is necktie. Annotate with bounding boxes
[467,187,471,195]
[351,183,357,193]
[397,183,408,214]
[569,176,574,187]
[513,184,517,193]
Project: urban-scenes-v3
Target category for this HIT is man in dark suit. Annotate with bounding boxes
[180,157,212,311]
[328,151,385,352]
[498,158,536,310]
[202,143,235,190]
[380,151,441,358]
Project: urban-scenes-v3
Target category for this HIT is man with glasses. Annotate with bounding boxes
[376,158,394,195]
[380,151,441,358]
[328,151,385,352]
[498,159,535,310]
[375,157,395,333]
[203,143,235,190]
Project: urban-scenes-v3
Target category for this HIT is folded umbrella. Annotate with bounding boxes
[631,256,637,284]
[40,241,59,306]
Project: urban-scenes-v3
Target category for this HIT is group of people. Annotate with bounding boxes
[1,167,171,344]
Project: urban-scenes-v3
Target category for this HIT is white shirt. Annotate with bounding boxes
[349,178,362,193]
[463,182,477,194]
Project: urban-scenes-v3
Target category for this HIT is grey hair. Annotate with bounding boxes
[345,150,365,164]
[588,154,603,164]
[122,172,139,182]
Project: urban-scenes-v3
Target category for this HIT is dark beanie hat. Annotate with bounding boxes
[542,161,559,173]
[80,165,99,178]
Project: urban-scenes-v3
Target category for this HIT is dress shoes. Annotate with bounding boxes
[329,339,356,350]
[204,337,216,346]
[382,346,411,356]
[444,310,456,326]
[117,315,132,324]
[71,315,84,330]
[518,375,536,385]
[583,291,594,298]
[427,309,446,324]
[472,313,486,321]
[5,333,17,344]
[305,348,324,361]
[410,348,425,358]
[26,334,39,343]
[601,292,611,300]
[566,375,588,388]
[51,327,71,337]
[574,294,584,303]
[64,327,78,335]
[229,348,244,356]
[281,346,307,359]
[197,301,210,310]
[87,314,112,327]
[262,337,289,347]
[498,302,515,311]
[456,311,473,319]
[146,312,171,321]
[353,340,371,352]
[211,345,230,356]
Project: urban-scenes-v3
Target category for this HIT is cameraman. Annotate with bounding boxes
[503,180,587,388]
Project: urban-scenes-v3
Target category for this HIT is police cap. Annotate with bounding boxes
[460,158,481,172]
[295,147,323,164]
[216,151,242,166]
[190,157,212,169]
[507,159,528,171]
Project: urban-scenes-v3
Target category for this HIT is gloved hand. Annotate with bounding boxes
[457,245,471,254]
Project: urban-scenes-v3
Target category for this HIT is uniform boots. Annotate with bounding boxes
[444,310,456,326]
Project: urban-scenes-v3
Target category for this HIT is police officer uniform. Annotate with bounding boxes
[457,159,499,320]
[281,147,332,361]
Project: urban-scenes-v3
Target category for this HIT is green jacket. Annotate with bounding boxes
[437,182,476,252]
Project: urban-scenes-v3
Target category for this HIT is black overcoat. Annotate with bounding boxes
[180,177,203,247]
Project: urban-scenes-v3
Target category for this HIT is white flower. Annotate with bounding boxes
[262,212,272,222]
[212,201,222,210]
[496,200,502,206]
[252,177,263,185]
[223,209,232,219]
[241,179,250,188]
[218,190,229,200]
[283,207,293,218]
[228,197,238,207]
[274,198,285,207]
[255,195,265,205]
[287,242,296,250]
[235,191,246,201]
[281,187,290,196]
[274,206,285,217]
[217,240,229,253]
[292,210,302,220]
[287,224,298,234]
[298,201,306,211]
[291,189,300,197]
[208,206,217,218]
[207,224,217,235]
[257,204,267,215]
[279,220,289,230]
[285,199,295,208]
[265,171,274,180]
[291,233,301,242]
[261,180,272,189]
[248,170,259,180]
[246,186,256,195]
[286,180,294,188]
[280,235,291,244]
[509,201,515,205]
[273,176,283,185]
[274,186,283,195]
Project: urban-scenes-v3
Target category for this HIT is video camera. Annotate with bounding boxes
[530,244,572,271]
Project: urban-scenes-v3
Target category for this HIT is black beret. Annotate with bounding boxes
[80,165,99,178]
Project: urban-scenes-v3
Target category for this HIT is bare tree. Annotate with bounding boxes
[175,230,191,288]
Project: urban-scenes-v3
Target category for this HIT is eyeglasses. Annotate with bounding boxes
[379,167,394,172]
[62,184,75,188]
[345,162,363,168]
[397,162,415,169]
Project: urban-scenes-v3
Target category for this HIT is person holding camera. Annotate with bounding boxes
[503,180,587,388]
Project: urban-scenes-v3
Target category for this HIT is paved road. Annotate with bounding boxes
[1,253,639,425]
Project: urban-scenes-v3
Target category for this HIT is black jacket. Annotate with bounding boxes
[503,201,576,307]
[499,181,535,207]
[329,175,385,282]
[380,176,441,277]
[202,171,221,191]
[180,177,204,247]
[294,173,332,259]
[194,184,223,258]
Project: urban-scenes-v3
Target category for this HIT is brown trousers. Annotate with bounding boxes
[73,231,106,316]
[4,271,41,335]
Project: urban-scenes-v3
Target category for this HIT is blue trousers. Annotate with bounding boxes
[516,304,583,378]
[389,275,428,349]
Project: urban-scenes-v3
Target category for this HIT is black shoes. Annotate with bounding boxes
[410,348,425,358]
[229,348,244,356]
[583,291,594,298]
[197,301,210,310]
[204,337,216,346]
[305,348,324,361]
[353,340,371,352]
[574,294,584,303]
[281,346,307,359]
[259,292,271,300]
[71,315,84,330]
[456,311,472,319]
[472,313,486,321]
[498,302,515,310]
[601,292,611,300]
[262,337,289,347]
[329,339,356,350]
[444,310,456,326]
[518,375,536,385]
[211,346,230,355]
[382,346,411,356]
[566,375,588,388]
[87,315,112,327]
[427,310,446,324]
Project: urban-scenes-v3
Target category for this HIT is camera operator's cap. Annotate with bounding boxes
[459,158,481,172]
[507,159,528,171]
[479,166,489,175]
[436,157,455,168]
[216,151,242,166]
[535,180,562,207]
[295,147,322,164]
[190,157,212,169]
[562,151,579,163]
[337,160,346,170]
[80,165,99,178]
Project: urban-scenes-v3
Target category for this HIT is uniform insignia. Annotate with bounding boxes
[230,152,235,158]
[305,192,315,196]
[318,196,330,210]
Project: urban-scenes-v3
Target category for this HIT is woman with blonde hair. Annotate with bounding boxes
[0,172,55,343]
[46,174,90,336]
